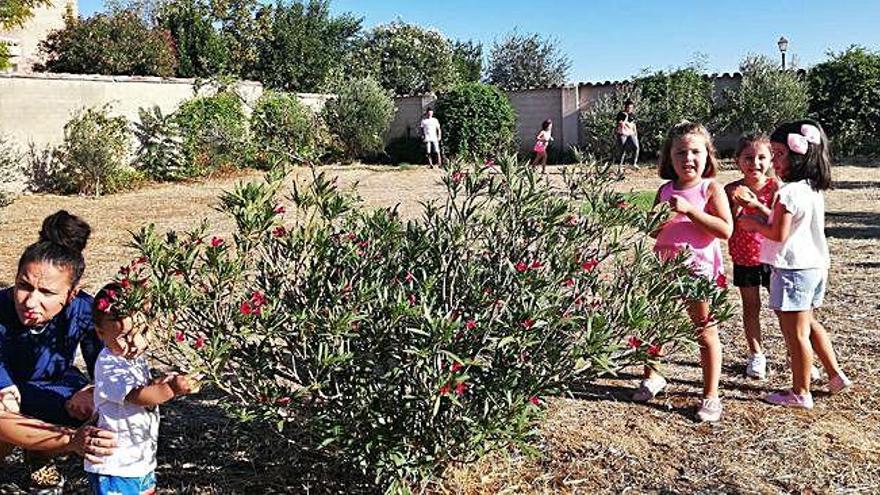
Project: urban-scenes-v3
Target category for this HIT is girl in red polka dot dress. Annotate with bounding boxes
[724,133,778,380]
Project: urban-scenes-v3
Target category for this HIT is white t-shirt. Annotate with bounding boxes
[420,117,441,142]
[84,348,159,477]
[759,180,830,270]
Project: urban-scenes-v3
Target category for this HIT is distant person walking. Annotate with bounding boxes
[615,100,639,170]
[420,108,443,168]
[530,119,553,173]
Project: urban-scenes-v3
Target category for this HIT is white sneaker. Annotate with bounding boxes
[632,375,667,402]
[828,372,852,394]
[745,353,767,380]
[696,397,723,422]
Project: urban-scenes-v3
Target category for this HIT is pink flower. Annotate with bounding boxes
[451,171,464,184]
[175,331,186,343]
[345,232,357,242]
[275,396,292,405]
[408,293,417,306]
[716,274,728,289]
[405,271,414,283]
[564,215,578,226]
[251,291,268,307]
[273,205,286,215]
[240,301,253,315]
[194,336,206,350]
[530,260,544,269]
[521,318,535,330]
[96,298,111,312]
[484,158,495,168]
[529,396,541,405]
[119,266,130,276]
[210,236,224,248]
[451,362,463,372]
[627,335,643,349]
[617,200,630,209]
[465,319,477,330]
[581,258,599,272]
[515,261,528,273]
[106,289,117,300]
[439,383,451,395]
[563,278,575,288]
[273,226,287,237]
[454,382,468,396]
[648,343,662,357]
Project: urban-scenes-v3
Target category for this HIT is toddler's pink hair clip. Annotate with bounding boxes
[787,124,821,155]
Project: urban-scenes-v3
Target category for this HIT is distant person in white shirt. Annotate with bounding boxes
[419,107,443,168]
[85,283,200,495]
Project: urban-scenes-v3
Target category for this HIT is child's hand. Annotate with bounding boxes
[166,374,201,397]
[733,186,759,208]
[668,196,693,214]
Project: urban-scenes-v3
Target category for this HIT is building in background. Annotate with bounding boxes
[1,0,76,73]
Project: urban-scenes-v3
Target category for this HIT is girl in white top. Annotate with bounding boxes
[741,120,851,410]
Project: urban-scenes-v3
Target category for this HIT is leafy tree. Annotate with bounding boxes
[0,0,52,69]
[322,77,395,160]
[0,0,52,28]
[632,66,714,157]
[452,39,482,83]
[251,90,326,168]
[157,0,230,78]
[715,55,809,135]
[37,9,177,77]
[808,46,880,156]
[486,31,570,90]
[350,20,459,95]
[254,0,361,92]
[211,0,263,78]
[434,82,517,159]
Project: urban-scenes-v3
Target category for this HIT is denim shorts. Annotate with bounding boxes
[769,267,827,311]
[88,471,156,495]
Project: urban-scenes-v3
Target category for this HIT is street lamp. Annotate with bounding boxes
[777,36,789,69]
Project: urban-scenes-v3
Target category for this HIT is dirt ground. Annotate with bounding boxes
[1,164,878,494]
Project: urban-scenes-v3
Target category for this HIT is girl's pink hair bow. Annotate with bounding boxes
[787,124,821,155]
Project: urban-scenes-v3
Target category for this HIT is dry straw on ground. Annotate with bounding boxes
[1,164,878,494]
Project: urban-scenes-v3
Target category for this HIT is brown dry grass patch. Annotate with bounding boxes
[1,164,878,494]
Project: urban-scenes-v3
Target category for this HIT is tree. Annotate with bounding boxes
[808,46,880,156]
[714,55,809,135]
[0,0,52,69]
[350,20,459,95]
[452,40,482,83]
[632,66,714,157]
[486,31,570,90]
[37,9,177,77]
[254,0,361,92]
[157,0,230,78]
[434,82,517,159]
[322,77,396,160]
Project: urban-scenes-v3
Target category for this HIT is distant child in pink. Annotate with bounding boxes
[636,121,733,423]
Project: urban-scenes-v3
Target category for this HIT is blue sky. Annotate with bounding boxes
[78,0,880,82]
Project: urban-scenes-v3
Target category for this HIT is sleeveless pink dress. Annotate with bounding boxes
[654,179,724,280]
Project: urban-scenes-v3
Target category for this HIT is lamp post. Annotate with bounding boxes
[777,36,789,69]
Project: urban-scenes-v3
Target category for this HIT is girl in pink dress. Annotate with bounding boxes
[634,121,733,423]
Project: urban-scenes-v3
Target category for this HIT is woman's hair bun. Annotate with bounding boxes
[38,210,92,253]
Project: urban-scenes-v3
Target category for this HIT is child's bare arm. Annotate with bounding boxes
[675,182,733,239]
[126,374,200,407]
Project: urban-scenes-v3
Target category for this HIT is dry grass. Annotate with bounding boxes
[1,164,878,494]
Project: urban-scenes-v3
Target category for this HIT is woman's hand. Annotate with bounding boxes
[64,385,95,421]
[0,385,21,414]
[69,425,117,464]
[168,374,201,397]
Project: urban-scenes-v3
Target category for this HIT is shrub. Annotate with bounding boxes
[321,78,395,161]
[0,134,21,209]
[486,30,570,90]
[579,85,641,162]
[808,46,880,156]
[133,106,188,181]
[634,67,714,157]
[714,55,809,135]
[384,136,426,165]
[129,155,730,491]
[52,105,133,196]
[174,90,250,175]
[251,91,324,169]
[37,9,177,77]
[349,21,460,95]
[434,82,517,160]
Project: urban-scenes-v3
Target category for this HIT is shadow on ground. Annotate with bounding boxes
[826,211,880,239]
[0,387,376,494]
